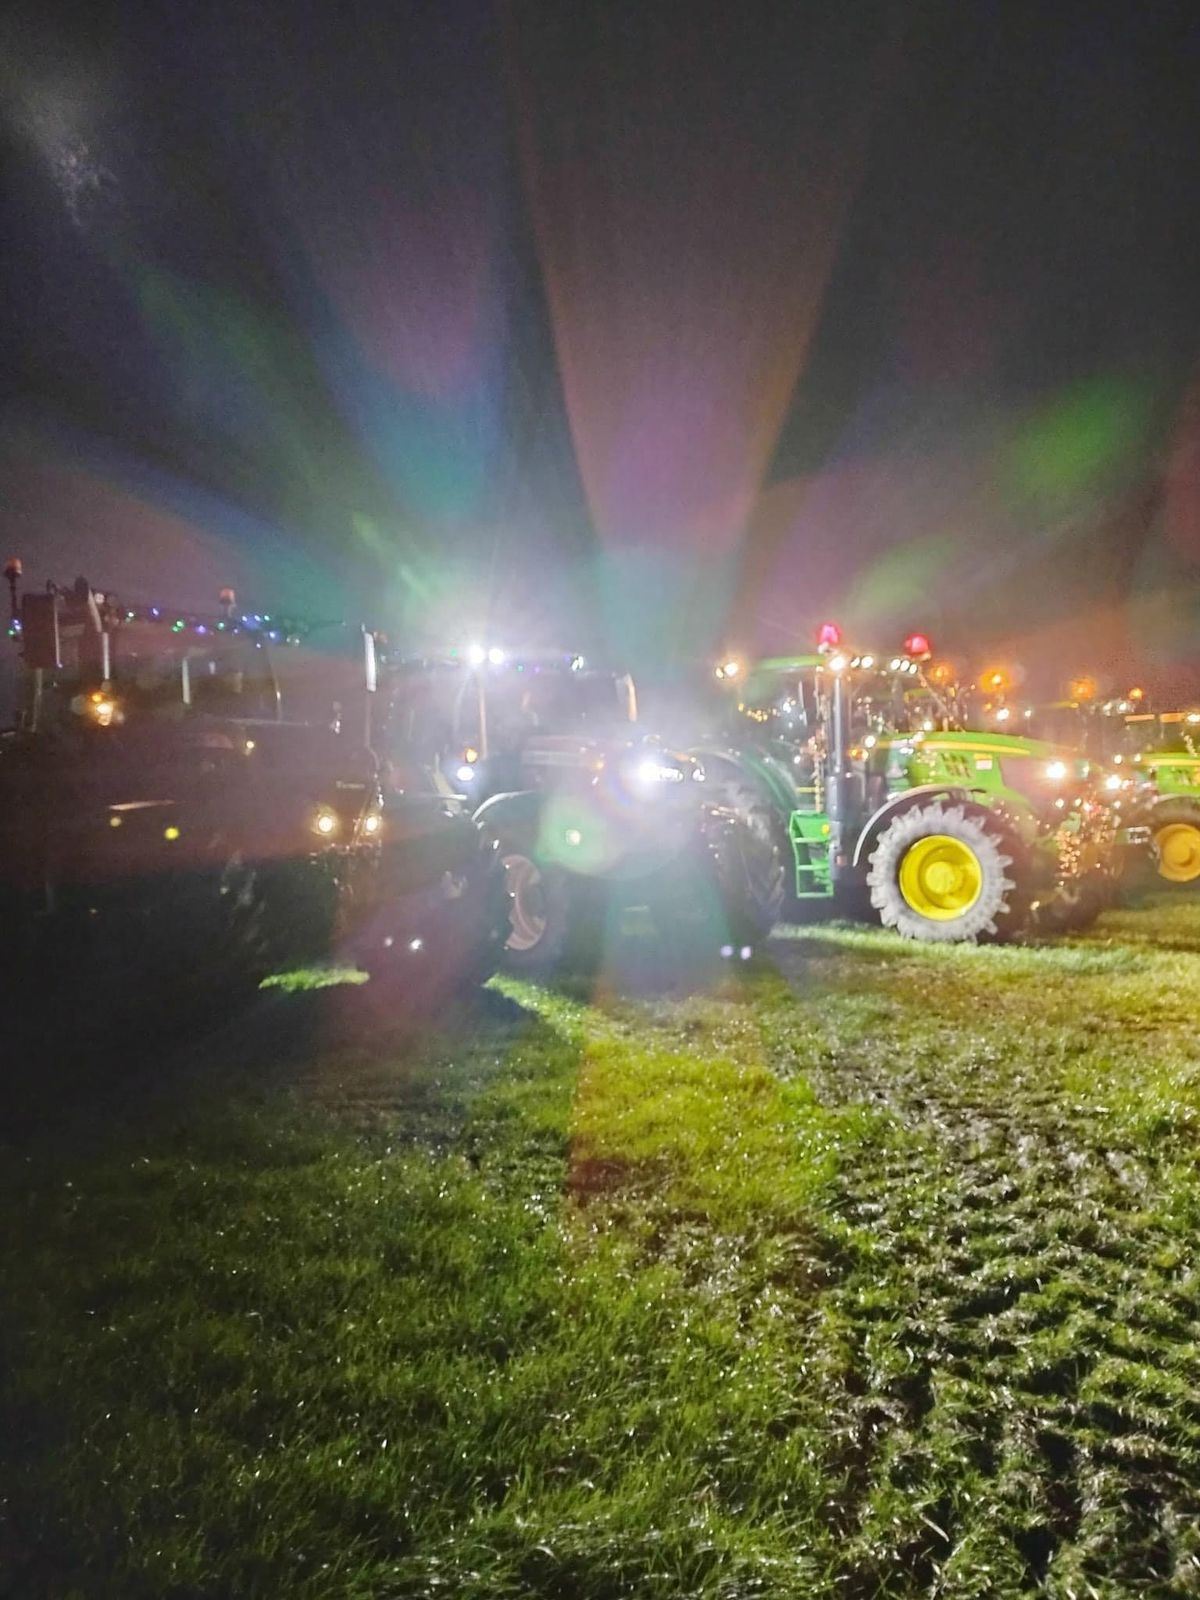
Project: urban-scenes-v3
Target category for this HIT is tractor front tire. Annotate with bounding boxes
[867,802,1025,944]
[1147,798,1200,889]
[720,792,789,937]
[490,833,583,977]
[650,803,785,963]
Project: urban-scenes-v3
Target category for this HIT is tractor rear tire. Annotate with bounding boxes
[867,802,1026,944]
[1032,875,1112,933]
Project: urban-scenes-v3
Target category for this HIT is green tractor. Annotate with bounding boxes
[694,635,1128,943]
[1018,692,1200,889]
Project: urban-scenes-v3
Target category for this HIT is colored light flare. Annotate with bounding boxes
[1,433,336,624]
[507,2,894,661]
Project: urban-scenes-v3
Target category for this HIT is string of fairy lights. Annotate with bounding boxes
[4,579,328,648]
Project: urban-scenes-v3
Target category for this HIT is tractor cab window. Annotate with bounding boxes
[1113,715,1162,760]
[1142,716,1200,755]
[496,668,631,731]
[737,669,817,734]
[1025,705,1087,749]
[464,667,632,749]
[113,631,278,721]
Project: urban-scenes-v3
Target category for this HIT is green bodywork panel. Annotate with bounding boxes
[1118,718,1200,797]
[876,729,1086,820]
[1145,755,1200,797]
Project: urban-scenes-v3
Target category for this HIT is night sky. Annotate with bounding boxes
[2,0,1199,693]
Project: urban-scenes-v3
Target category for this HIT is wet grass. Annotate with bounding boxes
[3,898,1200,1596]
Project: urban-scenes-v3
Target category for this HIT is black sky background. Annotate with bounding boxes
[2,0,1199,692]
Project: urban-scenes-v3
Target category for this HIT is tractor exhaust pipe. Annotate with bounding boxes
[4,557,20,630]
[828,669,850,876]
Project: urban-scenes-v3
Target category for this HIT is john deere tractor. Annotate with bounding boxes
[695,636,1126,943]
[1021,692,1200,889]
[379,647,785,973]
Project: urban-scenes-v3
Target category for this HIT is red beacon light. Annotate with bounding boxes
[903,631,932,661]
[816,621,843,654]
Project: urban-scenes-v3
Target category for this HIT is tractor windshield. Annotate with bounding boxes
[382,659,635,766]
[111,628,279,721]
[1118,714,1200,757]
[1023,704,1088,749]
[735,665,819,735]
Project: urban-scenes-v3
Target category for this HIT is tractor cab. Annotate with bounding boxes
[380,649,640,803]
[4,575,379,739]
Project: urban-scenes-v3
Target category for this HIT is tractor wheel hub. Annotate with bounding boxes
[1155,822,1200,884]
[898,833,984,920]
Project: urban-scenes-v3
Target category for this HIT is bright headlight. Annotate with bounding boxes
[1045,760,1069,783]
[363,812,382,834]
[456,763,478,783]
[1104,774,1124,793]
[314,808,339,836]
[634,758,686,786]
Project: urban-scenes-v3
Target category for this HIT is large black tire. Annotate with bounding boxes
[718,796,788,939]
[488,829,591,978]
[1143,797,1200,889]
[356,851,508,1003]
[1031,874,1112,933]
[719,784,793,920]
[867,801,1026,944]
[650,804,785,962]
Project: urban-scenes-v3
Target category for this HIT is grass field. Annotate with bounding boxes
[3,899,1200,1598]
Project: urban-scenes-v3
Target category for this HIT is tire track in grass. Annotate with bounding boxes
[764,922,1200,1598]
[501,970,880,1594]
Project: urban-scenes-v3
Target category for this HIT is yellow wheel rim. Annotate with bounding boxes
[1154,821,1200,884]
[898,834,983,920]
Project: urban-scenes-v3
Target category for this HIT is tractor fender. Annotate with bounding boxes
[851,784,981,868]
[1142,791,1200,824]
[689,745,800,819]
[472,789,544,846]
